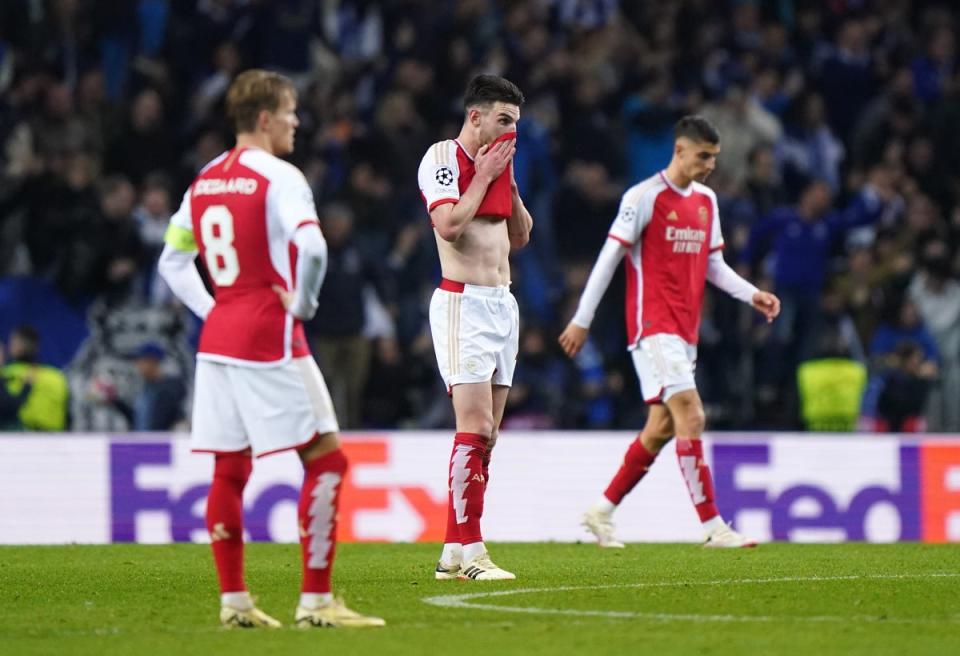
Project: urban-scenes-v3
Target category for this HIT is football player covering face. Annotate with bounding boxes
[415,75,533,581]
[470,100,521,147]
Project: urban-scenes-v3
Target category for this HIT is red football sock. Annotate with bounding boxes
[206,451,252,593]
[676,437,720,522]
[603,436,657,505]
[449,432,488,545]
[299,448,348,594]
[443,477,460,545]
[482,447,492,493]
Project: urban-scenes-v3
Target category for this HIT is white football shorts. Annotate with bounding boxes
[630,333,698,404]
[191,356,339,457]
[429,279,519,390]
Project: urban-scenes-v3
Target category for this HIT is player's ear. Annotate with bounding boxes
[468,107,482,127]
[256,108,272,132]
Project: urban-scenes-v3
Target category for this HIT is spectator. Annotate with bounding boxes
[777,92,845,194]
[307,204,378,428]
[699,82,782,188]
[0,325,69,431]
[796,329,867,432]
[105,88,176,185]
[908,240,960,431]
[743,177,889,367]
[0,344,32,430]
[873,341,936,432]
[742,143,786,220]
[131,342,186,431]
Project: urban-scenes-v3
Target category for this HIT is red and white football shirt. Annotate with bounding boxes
[168,147,318,366]
[417,139,512,220]
[608,171,724,346]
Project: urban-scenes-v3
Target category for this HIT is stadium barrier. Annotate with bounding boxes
[1,432,957,544]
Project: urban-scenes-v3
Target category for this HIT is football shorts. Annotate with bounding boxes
[429,278,519,390]
[631,332,698,404]
[191,356,339,457]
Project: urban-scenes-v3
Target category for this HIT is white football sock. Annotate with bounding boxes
[702,515,726,533]
[221,591,253,610]
[299,592,334,610]
[462,541,486,563]
[440,542,462,565]
[594,496,617,514]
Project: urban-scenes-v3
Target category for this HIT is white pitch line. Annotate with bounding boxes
[422,572,960,624]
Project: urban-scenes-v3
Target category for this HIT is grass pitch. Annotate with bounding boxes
[1,542,957,655]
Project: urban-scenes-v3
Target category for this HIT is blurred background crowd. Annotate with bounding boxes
[1,0,959,434]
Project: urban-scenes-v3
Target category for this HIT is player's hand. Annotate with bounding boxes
[475,138,515,184]
[272,284,304,318]
[558,322,589,358]
[751,291,780,323]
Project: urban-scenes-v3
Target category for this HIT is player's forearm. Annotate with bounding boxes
[433,174,493,242]
[706,250,758,304]
[288,224,327,320]
[571,238,625,328]
[507,189,533,250]
[158,245,215,319]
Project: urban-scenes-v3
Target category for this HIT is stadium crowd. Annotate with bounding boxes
[1,0,959,432]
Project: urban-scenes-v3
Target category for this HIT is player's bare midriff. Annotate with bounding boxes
[435,216,511,287]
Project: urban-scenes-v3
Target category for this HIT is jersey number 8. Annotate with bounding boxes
[199,205,240,286]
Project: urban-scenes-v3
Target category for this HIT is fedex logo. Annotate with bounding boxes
[713,439,960,543]
[109,439,447,543]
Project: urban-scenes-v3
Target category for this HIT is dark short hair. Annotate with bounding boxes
[674,115,720,144]
[10,325,40,363]
[464,75,525,111]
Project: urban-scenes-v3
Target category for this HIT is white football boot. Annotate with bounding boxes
[434,559,461,580]
[582,506,626,548]
[703,522,757,548]
[295,598,386,628]
[458,551,516,581]
[219,605,282,629]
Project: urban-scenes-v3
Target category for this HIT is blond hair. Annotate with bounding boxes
[226,69,296,133]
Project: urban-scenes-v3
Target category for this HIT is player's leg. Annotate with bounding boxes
[445,382,513,580]
[293,432,382,627]
[236,356,383,627]
[582,404,673,548]
[665,388,755,548]
[295,432,346,614]
[450,291,520,580]
[581,338,678,547]
[487,384,510,492]
[192,361,281,628]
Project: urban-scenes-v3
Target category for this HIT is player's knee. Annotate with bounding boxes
[680,406,706,436]
[641,432,672,454]
[461,412,495,438]
[213,452,252,489]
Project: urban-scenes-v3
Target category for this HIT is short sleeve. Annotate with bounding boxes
[270,165,319,239]
[418,141,460,211]
[163,189,197,252]
[608,185,653,246]
[708,191,724,251]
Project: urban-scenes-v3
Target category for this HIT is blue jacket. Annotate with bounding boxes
[742,190,884,293]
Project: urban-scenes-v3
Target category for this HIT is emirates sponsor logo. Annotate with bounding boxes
[194,177,259,196]
[665,225,706,254]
